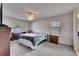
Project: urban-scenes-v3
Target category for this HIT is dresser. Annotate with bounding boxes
[48,35,59,44]
[0,25,11,56]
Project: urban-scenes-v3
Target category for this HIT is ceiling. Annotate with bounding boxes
[3,3,79,21]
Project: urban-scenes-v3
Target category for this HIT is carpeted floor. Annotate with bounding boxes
[10,40,76,56]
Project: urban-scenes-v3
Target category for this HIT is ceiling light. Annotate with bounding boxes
[77,13,79,19]
[25,8,39,21]
[28,14,35,21]
[25,11,36,21]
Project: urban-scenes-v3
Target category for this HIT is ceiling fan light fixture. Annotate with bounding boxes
[77,13,79,19]
[28,14,35,21]
[25,10,38,21]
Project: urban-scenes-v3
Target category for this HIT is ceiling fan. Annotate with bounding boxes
[25,10,37,21]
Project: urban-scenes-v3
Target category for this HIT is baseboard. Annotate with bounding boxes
[59,43,73,47]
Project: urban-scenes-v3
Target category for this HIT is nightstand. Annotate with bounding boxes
[11,33,19,40]
[48,35,59,44]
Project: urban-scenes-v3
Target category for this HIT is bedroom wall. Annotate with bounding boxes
[31,12,73,45]
[3,16,29,32]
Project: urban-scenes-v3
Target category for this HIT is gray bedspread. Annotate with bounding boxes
[19,33,48,46]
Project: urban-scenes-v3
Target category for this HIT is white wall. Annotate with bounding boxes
[3,16,29,32]
[32,12,73,45]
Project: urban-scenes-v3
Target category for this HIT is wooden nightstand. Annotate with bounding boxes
[48,35,59,44]
[11,33,19,40]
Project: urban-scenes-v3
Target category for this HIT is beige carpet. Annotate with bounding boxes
[10,40,76,56]
[10,40,32,56]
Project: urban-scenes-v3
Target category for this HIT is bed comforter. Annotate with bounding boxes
[18,33,48,49]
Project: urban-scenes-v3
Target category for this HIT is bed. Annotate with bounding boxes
[18,33,48,49]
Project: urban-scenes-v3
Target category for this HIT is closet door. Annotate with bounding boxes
[73,9,79,55]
